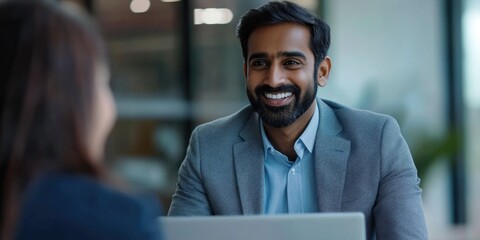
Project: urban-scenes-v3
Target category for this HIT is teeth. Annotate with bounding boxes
[265,92,292,100]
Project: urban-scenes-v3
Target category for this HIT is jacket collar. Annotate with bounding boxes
[234,110,264,214]
[313,99,351,211]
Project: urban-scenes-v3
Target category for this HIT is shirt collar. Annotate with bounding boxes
[260,102,319,156]
[298,103,319,154]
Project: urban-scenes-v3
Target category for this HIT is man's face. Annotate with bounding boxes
[244,23,319,128]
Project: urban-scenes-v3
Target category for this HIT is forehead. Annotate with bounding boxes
[247,23,312,58]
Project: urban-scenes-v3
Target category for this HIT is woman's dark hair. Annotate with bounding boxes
[236,1,330,67]
[0,1,108,238]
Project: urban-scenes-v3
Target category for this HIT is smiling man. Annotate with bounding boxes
[168,1,428,239]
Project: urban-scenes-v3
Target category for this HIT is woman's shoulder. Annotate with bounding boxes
[15,172,163,240]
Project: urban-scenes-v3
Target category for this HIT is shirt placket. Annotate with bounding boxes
[287,161,302,213]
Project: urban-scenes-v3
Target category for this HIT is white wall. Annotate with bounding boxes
[323,0,446,135]
[323,0,455,238]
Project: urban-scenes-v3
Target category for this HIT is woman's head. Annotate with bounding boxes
[0,0,115,177]
[0,1,116,234]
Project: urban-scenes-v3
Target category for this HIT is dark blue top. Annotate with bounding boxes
[15,173,164,240]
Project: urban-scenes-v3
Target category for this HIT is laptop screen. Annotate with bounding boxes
[160,212,366,240]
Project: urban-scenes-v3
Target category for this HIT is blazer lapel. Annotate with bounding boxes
[233,112,264,214]
[314,99,351,212]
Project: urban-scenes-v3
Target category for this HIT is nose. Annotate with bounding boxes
[264,64,286,87]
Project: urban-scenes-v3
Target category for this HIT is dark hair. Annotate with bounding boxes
[236,1,330,67]
[0,1,108,238]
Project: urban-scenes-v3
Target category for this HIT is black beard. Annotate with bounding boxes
[247,82,317,128]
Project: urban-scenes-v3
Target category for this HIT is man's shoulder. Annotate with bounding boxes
[322,98,395,124]
[319,98,401,138]
[195,104,255,135]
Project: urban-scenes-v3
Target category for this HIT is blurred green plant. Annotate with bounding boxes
[410,130,462,187]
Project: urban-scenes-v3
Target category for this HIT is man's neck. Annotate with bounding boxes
[263,100,317,160]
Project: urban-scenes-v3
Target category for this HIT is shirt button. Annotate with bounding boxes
[291,168,296,175]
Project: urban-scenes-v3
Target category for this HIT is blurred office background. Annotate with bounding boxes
[61,0,478,239]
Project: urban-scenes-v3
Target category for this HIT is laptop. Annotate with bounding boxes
[160,212,366,240]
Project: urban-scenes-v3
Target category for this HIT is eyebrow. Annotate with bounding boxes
[248,53,268,62]
[278,51,306,60]
[247,51,307,62]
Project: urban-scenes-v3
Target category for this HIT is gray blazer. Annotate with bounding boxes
[168,98,428,240]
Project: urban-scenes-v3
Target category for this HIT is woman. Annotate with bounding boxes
[0,1,163,239]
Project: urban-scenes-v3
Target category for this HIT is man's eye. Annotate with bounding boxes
[284,60,300,65]
[283,60,303,69]
[252,60,267,67]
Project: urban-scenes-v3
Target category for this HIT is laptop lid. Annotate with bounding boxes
[160,212,366,240]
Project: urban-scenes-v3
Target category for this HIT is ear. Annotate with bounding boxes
[316,56,331,87]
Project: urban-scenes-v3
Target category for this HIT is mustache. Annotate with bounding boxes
[254,85,300,95]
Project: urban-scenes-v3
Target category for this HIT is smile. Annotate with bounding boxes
[265,92,293,100]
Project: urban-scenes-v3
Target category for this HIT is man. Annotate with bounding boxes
[168,1,428,239]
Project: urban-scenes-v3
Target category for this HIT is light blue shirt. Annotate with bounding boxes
[261,105,319,214]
